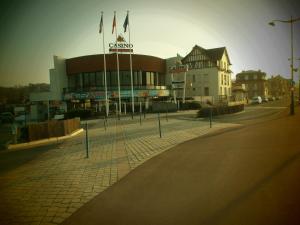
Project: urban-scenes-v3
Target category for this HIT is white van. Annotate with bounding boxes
[251,96,262,104]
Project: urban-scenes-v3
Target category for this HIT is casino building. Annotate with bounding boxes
[30,53,170,116]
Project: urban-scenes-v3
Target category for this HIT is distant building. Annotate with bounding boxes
[235,70,268,99]
[166,45,233,104]
[231,82,247,102]
[267,75,290,98]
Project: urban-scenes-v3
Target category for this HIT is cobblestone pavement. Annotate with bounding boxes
[0,116,240,225]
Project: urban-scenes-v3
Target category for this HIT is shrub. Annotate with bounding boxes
[197,104,244,117]
[180,101,202,110]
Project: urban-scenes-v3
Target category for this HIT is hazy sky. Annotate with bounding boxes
[0,0,299,86]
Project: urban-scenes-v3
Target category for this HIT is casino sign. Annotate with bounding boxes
[109,35,133,53]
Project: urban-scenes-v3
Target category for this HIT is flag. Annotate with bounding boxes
[112,14,116,34]
[123,13,129,32]
[99,14,103,33]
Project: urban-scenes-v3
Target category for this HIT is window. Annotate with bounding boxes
[110,71,118,87]
[204,87,209,96]
[121,71,131,86]
[95,72,103,87]
[193,88,196,91]
[89,73,96,87]
[221,74,223,85]
[68,75,77,89]
[83,73,90,88]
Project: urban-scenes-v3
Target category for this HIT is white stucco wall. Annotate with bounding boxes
[30,55,66,102]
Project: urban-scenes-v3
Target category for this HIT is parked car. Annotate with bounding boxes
[268,97,275,101]
[0,112,14,123]
[262,97,268,102]
[251,96,262,104]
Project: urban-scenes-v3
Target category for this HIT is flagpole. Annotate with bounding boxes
[101,12,109,117]
[127,11,135,114]
[114,11,122,115]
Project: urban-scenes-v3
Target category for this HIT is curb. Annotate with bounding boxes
[6,128,84,151]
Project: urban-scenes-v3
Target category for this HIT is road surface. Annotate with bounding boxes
[62,104,300,225]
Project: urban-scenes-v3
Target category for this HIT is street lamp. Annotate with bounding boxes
[289,57,300,104]
[269,16,300,115]
[297,58,300,104]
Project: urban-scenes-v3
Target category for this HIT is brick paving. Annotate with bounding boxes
[0,116,239,225]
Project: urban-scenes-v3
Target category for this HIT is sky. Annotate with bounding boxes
[0,0,300,86]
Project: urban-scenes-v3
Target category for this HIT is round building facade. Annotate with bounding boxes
[64,53,169,109]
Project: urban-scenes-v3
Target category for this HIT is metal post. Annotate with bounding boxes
[124,102,127,115]
[85,122,89,158]
[101,11,109,117]
[158,112,162,138]
[143,101,146,118]
[127,11,135,115]
[298,59,300,104]
[139,101,142,125]
[114,11,122,115]
[171,73,177,104]
[290,16,295,115]
[210,107,212,128]
[183,71,187,103]
[166,103,168,122]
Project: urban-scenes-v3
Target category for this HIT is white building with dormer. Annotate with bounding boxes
[166,45,233,104]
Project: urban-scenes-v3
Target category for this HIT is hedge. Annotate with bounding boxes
[180,101,202,110]
[197,104,244,117]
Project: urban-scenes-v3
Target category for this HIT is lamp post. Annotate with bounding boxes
[269,16,300,115]
[295,58,300,104]
[298,58,300,104]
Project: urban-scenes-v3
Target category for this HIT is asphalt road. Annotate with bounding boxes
[62,104,300,225]
[212,99,289,124]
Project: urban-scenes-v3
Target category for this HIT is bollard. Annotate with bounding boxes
[209,107,212,128]
[85,122,89,158]
[143,102,146,119]
[103,116,107,131]
[166,104,168,122]
[158,112,162,138]
[139,102,142,125]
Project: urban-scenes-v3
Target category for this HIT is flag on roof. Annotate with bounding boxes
[99,14,103,33]
[112,14,116,34]
[123,13,129,32]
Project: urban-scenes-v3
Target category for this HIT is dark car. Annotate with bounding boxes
[268,97,275,101]
[262,97,268,102]
[0,112,14,123]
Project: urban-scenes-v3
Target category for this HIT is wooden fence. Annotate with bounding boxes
[28,118,80,141]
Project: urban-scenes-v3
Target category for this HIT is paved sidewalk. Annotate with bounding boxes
[0,117,239,225]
